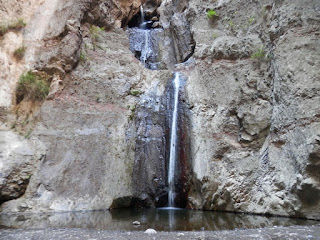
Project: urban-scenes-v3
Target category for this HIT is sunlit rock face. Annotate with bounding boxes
[0,0,319,220]
[0,0,146,109]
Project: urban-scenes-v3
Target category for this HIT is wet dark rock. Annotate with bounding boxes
[132,82,170,207]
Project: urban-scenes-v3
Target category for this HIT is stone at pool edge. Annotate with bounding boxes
[132,221,141,226]
[144,229,157,234]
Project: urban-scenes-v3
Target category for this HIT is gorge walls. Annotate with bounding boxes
[0,0,319,220]
[179,0,320,219]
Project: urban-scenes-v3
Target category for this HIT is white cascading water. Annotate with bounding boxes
[139,6,146,29]
[168,72,180,207]
[139,6,151,66]
[128,5,161,69]
[141,30,150,66]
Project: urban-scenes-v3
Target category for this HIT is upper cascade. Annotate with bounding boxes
[128,28,162,69]
[127,4,163,70]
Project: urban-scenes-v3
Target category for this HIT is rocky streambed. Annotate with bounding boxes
[0,0,319,227]
[1,225,320,240]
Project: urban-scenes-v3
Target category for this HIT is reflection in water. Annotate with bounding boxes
[0,208,318,231]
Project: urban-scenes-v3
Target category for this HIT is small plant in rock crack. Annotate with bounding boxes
[14,45,26,60]
[90,25,105,49]
[128,105,136,120]
[80,51,87,62]
[207,9,217,18]
[251,46,266,60]
[24,129,32,139]
[212,33,219,39]
[12,18,26,29]
[248,16,255,24]
[130,89,141,96]
[228,20,234,28]
[207,9,219,22]
[0,24,9,36]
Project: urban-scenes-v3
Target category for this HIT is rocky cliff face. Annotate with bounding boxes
[0,0,154,212]
[0,0,319,220]
[180,0,320,219]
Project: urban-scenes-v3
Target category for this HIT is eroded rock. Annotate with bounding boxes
[182,0,320,220]
[0,131,45,204]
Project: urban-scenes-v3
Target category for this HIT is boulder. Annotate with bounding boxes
[0,131,45,204]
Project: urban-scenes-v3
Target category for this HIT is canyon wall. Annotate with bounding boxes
[179,0,320,219]
[0,0,319,220]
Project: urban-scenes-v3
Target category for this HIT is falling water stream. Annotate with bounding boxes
[128,6,162,69]
[168,72,180,207]
[129,7,182,209]
[139,6,145,28]
[139,6,150,66]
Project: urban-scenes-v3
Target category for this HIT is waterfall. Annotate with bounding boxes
[168,72,180,207]
[128,28,162,70]
[141,30,150,66]
[129,6,189,208]
[139,6,146,29]
[128,5,162,69]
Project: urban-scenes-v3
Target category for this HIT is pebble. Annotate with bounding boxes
[177,233,185,237]
[144,229,157,234]
[132,221,140,225]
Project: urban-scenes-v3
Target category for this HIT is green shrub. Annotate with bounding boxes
[228,20,234,28]
[80,51,87,62]
[130,89,141,96]
[0,24,9,36]
[128,105,136,120]
[24,129,32,139]
[16,71,50,103]
[11,18,26,29]
[248,16,255,24]
[0,18,26,36]
[212,33,219,39]
[14,46,26,60]
[89,25,105,50]
[251,47,266,59]
[207,9,218,19]
[90,25,104,41]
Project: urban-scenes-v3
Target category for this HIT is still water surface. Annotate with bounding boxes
[0,208,318,231]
